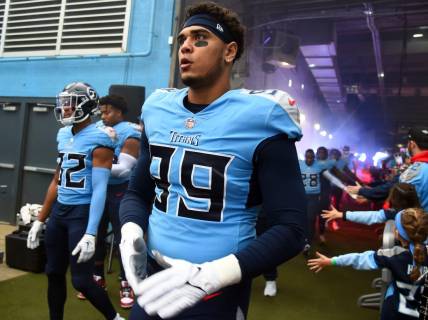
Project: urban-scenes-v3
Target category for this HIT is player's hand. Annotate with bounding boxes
[321,205,343,222]
[119,222,147,291]
[27,220,44,249]
[307,251,332,273]
[134,251,241,319]
[345,185,361,195]
[72,234,96,263]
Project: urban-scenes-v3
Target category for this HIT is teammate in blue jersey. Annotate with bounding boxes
[308,207,428,320]
[316,146,335,242]
[76,95,140,308]
[118,2,307,319]
[299,149,326,247]
[399,127,428,211]
[322,183,420,225]
[26,82,124,320]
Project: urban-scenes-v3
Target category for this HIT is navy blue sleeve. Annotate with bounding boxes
[119,129,155,232]
[235,135,307,279]
[358,180,395,201]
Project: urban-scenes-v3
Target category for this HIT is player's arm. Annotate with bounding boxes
[118,129,155,289]
[27,166,60,249]
[71,147,113,263]
[234,135,307,279]
[119,129,155,230]
[111,137,139,178]
[38,166,60,222]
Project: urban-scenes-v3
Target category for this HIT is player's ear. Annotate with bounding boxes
[224,42,237,64]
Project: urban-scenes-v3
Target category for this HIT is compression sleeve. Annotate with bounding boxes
[235,135,307,279]
[86,167,110,235]
[111,152,137,178]
[119,130,155,232]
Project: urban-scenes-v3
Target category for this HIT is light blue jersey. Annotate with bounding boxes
[400,162,428,211]
[299,160,325,194]
[96,120,141,185]
[142,88,301,263]
[56,123,116,205]
[334,158,348,171]
[317,159,335,171]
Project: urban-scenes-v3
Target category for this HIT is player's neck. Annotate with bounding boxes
[72,118,91,134]
[188,74,231,105]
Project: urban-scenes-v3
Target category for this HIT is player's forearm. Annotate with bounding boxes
[85,167,110,235]
[119,129,154,231]
[236,217,306,279]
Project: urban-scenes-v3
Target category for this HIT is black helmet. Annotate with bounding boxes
[55,82,99,125]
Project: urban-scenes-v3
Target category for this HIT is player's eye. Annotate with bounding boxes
[177,35,186,47]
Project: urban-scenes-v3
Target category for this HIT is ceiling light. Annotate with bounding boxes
[320,130,327,137]
[300,114,306,122]
[288,79,292,87]
[413,33,423,38]
[301,84,304,90]
[328,134,333,139]
[314,123,320,131]
[309,64,316,68]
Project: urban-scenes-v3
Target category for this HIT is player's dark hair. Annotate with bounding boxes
[387,183,420,211]
[400,208,428,282]
[305,149,315,155]
[99,94,128,114]
[329,148,341,159]
[184,2,245,61]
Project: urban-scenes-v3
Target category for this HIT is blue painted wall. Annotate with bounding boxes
[0,0,175,98]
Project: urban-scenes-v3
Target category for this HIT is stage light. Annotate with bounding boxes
[314,123,320,131]
[413,33,423,38]
[309,64,316,68]
[358,153,367,162]
[301,84,304,90]
[328,134,333,139]
[320,130,327,137]
[288,79,292,87]
[300,113,306,123]
[372,151,388,167]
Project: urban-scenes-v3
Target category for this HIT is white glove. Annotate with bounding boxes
[119,222,147,291]
[135,251,242,319]
[27,220,44,249]
[71,234,96,263]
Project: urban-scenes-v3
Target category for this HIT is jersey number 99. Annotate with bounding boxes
[149,144,233,222]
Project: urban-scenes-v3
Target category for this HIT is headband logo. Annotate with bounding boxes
[216,24,224,32]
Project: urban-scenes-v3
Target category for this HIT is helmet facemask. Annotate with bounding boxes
[55,91,97,126]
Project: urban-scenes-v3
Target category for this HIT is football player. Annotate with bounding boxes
[26,82,124,320]
[76,94,140,308]
[299,149,326,247]
[118,2,307,319]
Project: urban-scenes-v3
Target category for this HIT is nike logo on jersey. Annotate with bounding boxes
[170,131,201,146]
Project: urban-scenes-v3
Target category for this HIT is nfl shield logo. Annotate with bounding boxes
[185,118,196,129]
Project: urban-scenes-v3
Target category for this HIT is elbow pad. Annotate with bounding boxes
[111,153,138,178]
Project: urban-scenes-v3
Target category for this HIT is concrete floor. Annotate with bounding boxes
[0,223,28,281]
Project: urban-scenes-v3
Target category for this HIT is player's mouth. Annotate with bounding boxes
[180,58,192,71]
